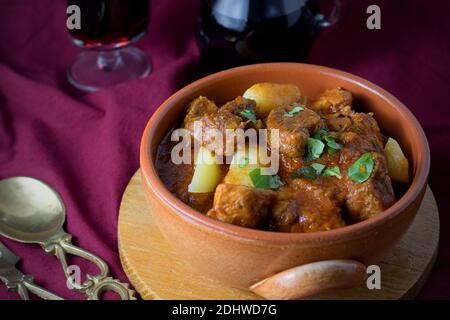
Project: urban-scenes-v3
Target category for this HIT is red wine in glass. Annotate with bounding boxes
[67,0,151,92]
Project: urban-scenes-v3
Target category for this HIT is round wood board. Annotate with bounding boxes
[118,170,439,300]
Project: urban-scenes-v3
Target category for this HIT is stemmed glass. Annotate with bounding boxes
[67,0,151,92]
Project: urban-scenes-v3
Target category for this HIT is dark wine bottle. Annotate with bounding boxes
[197,0,326,72]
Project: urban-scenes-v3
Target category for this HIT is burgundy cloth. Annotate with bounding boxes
[0,0,449,299]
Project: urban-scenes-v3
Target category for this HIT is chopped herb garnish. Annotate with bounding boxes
[291,163,325,180]
[284,104,304,117]
[313,129,328,140]
[347,152,374,183]
[269,175,285,189]
[238,157,249,168]
[328,147,338,155]
[311,163,326,175]
[249,168,284,189]
[239,107,257,124]
[311,130,343,155]
[305,137,325,161]
[291,166,314,180]
[323,166,342,179]
[323,135,343,150]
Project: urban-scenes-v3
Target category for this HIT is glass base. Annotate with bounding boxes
[67,46,151,92]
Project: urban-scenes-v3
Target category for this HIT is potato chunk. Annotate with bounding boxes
[384,137,409,183]
[188,147,222,193]
[224,144,262,187]
[243,83,301,118]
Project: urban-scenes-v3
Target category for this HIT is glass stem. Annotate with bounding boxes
[97,50,123,71]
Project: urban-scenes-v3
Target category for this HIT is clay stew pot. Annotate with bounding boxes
[140,63,430,297]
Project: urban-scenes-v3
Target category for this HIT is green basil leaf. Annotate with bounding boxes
[249,168,269,188]
[269,174,285,189]
[311,163,326,175]
[249,168,284,189]
[305,137,325,161]
[327,147,338,155]
[284,104,304,117]
[322,165,342,179]
[239,107,257,123]
[323,135,343,150]
[313,129,328,140]
[347,152,374,183]
[291,166,317,180]
[291,163,325,180]
[238,157,249,168]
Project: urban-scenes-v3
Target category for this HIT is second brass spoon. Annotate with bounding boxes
[0,176,135,300]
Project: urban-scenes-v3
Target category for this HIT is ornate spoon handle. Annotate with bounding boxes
[19,278,64,300]
[43,234,135,300]
[2,271,63,300]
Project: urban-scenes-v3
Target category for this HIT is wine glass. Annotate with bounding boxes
[67,0,151,92]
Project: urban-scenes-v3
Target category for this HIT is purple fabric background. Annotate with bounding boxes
[0,0,449,299]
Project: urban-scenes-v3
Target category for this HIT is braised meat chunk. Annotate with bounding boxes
[347,112,385,146]
[220,96,256,116]
[207,184,274,228]
[183,96,258,156]
[311,87,353,116]
[269,179,346,232]
[343,151,395,222]
[311,88,354,132]
[338,113,395,221]
[183,96,218,126]
[266,105,324,158]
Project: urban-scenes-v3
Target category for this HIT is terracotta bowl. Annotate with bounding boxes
[140,63,430,297]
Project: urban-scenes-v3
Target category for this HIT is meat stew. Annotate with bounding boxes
[156,83,410,233]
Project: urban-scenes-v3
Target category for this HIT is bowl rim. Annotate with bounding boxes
[140,62,430,243]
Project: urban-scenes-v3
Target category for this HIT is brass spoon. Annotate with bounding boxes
[0,241,63,300]
[0,176,135,300]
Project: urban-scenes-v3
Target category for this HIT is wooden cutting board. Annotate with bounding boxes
[118,170,439,300]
